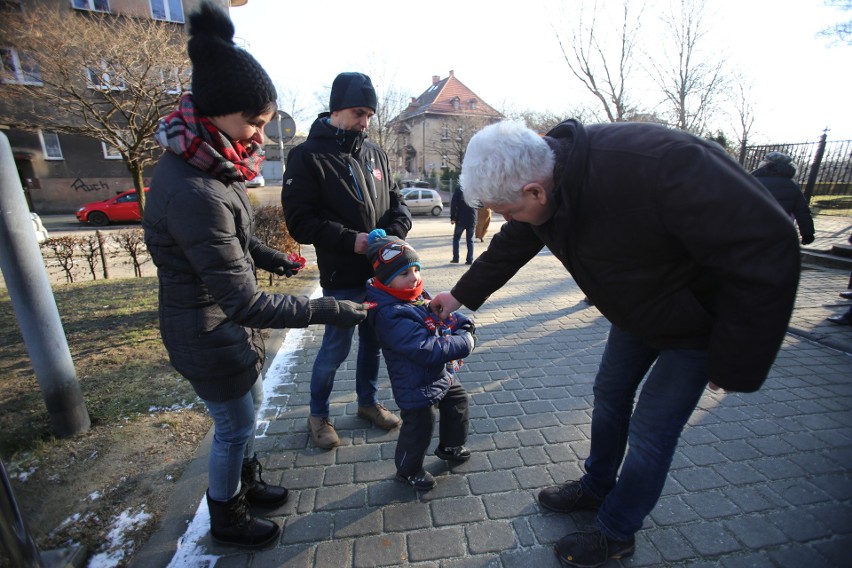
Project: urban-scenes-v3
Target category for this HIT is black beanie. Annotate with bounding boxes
[187,1,277,117]
[367,229,421,285]
[329,72,378,113]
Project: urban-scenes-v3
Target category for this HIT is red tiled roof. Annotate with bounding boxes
[393,70,503,122]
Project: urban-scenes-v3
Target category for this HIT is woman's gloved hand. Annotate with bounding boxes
[308,297,367,327]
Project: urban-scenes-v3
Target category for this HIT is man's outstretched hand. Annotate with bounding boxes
[429,291,462,320]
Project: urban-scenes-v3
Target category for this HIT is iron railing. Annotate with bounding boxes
[742,132,852,207]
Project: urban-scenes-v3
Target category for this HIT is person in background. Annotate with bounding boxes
[365,229,474,491]
[282,72,412,449]
[751,151,815,245]
[143,2,367,549]
[430,120,800,567]
[828,232,852,325]
[451,187,477,264]
[475,206,492,242]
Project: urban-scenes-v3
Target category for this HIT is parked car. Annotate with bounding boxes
[76,188,149,226]
[31,212,49,244]
[403,188,443,216]
[246,174,265,188]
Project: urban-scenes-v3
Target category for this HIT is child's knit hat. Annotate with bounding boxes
[367,229,421,285]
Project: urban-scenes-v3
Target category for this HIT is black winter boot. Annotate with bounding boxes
[206,487,280,549]
[241,453,289,508]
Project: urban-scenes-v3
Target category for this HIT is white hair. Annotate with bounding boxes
[460,120,556,206]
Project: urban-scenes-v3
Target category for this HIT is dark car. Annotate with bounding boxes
[76,188,149,226]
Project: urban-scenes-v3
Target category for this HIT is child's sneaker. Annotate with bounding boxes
[396,469,436,491]
[434,445,471,462]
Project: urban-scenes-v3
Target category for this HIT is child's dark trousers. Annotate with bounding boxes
[395,383,469,477]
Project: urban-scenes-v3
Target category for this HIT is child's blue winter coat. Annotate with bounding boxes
[366,282,473,410]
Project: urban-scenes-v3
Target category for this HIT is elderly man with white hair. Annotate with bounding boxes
[430,119,800,567]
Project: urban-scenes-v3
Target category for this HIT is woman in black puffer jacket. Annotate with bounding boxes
[143,1,366,549]
[752,151,815,245]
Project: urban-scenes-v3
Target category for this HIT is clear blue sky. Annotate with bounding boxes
[229,0,852,144]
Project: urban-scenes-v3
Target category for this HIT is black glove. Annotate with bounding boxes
[308,297,367,328]
[801,234,815,245]
[272,257,304,278]
[458,320,476,336]
[454,329,476,353]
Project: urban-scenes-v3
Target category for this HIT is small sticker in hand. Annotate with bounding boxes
[363,301,378,310]
[287,252,307,272]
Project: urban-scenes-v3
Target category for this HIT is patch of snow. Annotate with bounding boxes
[87,506,151,568]
[166,499,218,568]
[88,491,101,501]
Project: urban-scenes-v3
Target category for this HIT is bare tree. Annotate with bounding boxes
[0,10,189,216]
[429,113,495,173]
[553,0,645,123]
[819,0,852,45]
[648,0,728,134]
[728,75,756,163]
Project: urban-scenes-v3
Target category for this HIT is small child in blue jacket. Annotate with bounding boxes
[366,229,475,491]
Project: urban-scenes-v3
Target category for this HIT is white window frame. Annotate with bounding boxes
[39,131,64,160]
[441,155,448,168]
[1,47,42,85]
[72,0,110,12]
[441,124,449,141]
[150,0,184,23]
[102,140,123,160]
[160,67,184,95]
[86,60,126,91]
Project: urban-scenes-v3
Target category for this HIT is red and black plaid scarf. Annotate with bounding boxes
[155,93,265,184]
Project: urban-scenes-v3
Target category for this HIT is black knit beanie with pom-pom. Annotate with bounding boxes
[187,1,276,117]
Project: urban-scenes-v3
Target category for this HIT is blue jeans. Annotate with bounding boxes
[310,287,380,417]
[581,325,708,541]
[452,223,474,263]
[202,374,263,502]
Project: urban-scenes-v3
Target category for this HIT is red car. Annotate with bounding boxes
[76,188,149,226]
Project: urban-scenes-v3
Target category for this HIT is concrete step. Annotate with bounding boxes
[801,249,852,270]
[830,243,852,258]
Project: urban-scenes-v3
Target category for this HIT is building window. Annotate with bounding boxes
[102,141,122,160]
[1,48,42,85]
[441,155,448,168]
[468,99,477,110]
[451,97,460,110]
[72,0,110,12]
[150,0,184,23]
[441,124,449,141]
[87,61,126,91]
[40,131,64,160]
[160,67,186,94]
[456,127,464,141]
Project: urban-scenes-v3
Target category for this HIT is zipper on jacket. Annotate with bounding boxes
[348,163,365,202]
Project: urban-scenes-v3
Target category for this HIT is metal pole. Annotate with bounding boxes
[0,132,90,438]
[803,130,828,205]
[0,458,43,567]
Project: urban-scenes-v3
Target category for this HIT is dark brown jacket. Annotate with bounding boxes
[452,120,800,392]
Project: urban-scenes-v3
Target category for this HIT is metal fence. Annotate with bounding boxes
[742,133,852,209]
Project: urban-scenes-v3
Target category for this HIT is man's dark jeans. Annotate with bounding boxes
[582,325,708,541]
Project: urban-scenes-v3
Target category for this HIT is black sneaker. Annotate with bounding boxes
[450,259,460,264]
[555,528,635,568]
[434,445,471,462]
[538,481,604,513]
[396,469,435,491]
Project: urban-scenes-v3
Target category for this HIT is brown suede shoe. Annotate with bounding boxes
[307,416,339,449]
[357,403,401,430]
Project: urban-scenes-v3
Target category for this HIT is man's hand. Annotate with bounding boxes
[708,382,724,392]
[430,292,462,320]
[272,255,305,278]
[801,234,815,245]
[335,300,368,327]
[354,232,369,254]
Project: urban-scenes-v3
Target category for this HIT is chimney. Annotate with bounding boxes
[449,70,454,77]
[432,75,440,85]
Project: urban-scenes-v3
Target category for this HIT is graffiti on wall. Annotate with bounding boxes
[71,178,110,193]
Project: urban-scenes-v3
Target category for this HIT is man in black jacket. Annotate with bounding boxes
[751,151,815,245]
[450,187,477,264]
[282,72,412,449]
[430,120,800,567]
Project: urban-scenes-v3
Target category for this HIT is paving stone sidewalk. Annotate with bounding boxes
[137,214,852,568]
